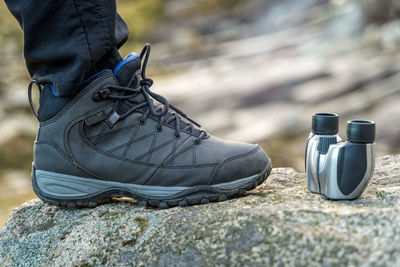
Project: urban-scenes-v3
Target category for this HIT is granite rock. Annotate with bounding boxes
[0,154,399,266]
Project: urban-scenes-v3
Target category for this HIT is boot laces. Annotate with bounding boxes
[96,43,208,144]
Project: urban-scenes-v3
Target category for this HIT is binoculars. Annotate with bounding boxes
[305,113,376,200]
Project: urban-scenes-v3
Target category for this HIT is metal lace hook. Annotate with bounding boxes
[28,80,42,120]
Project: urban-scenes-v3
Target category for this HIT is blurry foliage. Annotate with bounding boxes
[0,132,35,172]
[117,0,164,48]
[177,0,245,14]
[0,2,22,47]
[360,0,400,24]
[116,0,246,53]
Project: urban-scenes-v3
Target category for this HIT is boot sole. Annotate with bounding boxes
[31,159,272,209]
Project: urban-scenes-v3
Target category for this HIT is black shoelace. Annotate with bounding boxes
[94,43,209,144]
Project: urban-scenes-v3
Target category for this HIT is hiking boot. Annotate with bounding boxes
[29,44,272,208]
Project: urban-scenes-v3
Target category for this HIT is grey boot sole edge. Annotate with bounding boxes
[31,159,272,208]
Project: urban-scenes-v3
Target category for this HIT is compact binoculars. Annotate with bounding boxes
[305,113,376,200]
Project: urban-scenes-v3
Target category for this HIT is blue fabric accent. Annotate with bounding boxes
[113,53,139,75]
[48,85,57,96]
[82,69,111,83]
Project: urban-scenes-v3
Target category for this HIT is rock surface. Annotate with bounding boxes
[0,154,399,266]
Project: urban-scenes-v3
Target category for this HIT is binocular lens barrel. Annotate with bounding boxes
[347,120,375,143]
[312,113,339,135]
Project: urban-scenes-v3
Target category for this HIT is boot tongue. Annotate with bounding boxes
[112,53,145,114]
[113,53,141,87]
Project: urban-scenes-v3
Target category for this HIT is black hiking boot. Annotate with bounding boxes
[30,44,272,208]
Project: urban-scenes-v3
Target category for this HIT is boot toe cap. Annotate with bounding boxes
[210,145,270,185]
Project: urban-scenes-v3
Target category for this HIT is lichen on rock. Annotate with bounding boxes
[0,154,400,266]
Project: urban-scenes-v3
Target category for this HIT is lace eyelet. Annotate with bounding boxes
[194,139,201,145]
[175,133,181,139]
[156,125,162,132]
[139,119,146,125]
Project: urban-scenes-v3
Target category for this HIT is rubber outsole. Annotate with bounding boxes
[31,159,272,209]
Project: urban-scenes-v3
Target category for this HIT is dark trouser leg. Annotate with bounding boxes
[5,0,129,96]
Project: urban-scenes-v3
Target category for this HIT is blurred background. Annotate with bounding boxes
[0,0,399,227]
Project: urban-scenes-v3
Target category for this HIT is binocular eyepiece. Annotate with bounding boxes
[346,120,375,144]
[312,112,339,135]
[306,113,375,200]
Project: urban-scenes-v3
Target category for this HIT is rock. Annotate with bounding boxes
[0,154,399,266]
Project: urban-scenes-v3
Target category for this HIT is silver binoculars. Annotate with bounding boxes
[305,113,376,200]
